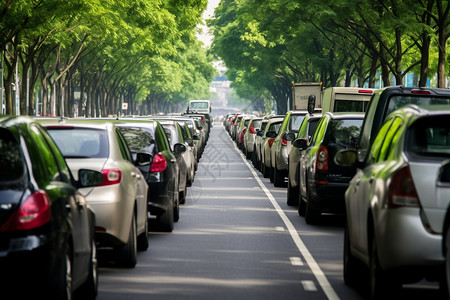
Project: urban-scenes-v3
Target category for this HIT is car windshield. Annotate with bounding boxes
[0,128,25,185]
[46,128,109,158]
[387,96,450,115]
[407,116,450,158]
[190,102,209,109]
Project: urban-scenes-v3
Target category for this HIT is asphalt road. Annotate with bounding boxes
[96,124,444,300]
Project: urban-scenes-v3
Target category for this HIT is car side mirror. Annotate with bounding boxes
[192,135,200,141]
[285,132,296,142]
[78,169,104,188]
[174,143,186,155]
[257,130,264,137]
[135,152,152,167]
[266,130,277,138]
[292,138,308,150]
[334,149,358,167]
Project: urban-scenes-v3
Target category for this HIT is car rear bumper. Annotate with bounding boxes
[309,181,348,213]
[376,207,444,272]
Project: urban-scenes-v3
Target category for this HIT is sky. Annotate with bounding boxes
[197,0,221,48]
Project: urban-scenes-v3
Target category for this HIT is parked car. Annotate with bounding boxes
[270,110,310,187]
[297,112,364,224]
[254,117,271,171]
[285,113,321,206]
[43,120,149,267]
[230,114,245,142]
[159,120,191,197]
[260,116,284,179]
[237,115,255,149]
[117,121,183,232]
[336,105,450,298]
[0,116,99,298]
[243,117,262,160]
[440,161,450,297]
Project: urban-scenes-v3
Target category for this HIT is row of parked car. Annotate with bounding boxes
[224,86,450,299]
[0,113,211,299]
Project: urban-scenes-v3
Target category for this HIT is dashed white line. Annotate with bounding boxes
[290,256,304,266]
[275,226,285,232]
[232,137,340,300]
[302,280,318,291]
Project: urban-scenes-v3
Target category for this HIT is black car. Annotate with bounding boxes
[297,112,365,224]
[0,116,101,299]
[117,121,184,232]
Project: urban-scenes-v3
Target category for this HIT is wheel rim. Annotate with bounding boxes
[65,252,72,300]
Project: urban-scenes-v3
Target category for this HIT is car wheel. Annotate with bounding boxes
[137,212,149,251]
[262,160,269,178]
[174,190,180,222]
[117,213,137,268]
[273,165,285,187]
[269,165,275,183]
[305,189,320,224]
[287,179,299,206]
[444,227,450,298]
[179,184,187,205]
[344,222,362,287]
[369,234,400,299]
[298,195,306,216]
[52,245,73,300]
[158,200,174,232]
[77,240,98,299]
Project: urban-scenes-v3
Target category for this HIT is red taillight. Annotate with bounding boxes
[281,132,287,145]
[243,128,247,134]
[411,89,431,95]
[268,138,275,148]
[100,169,122,186]
[358,89,373,94]
[0,190,51,231]
[250,124,256,134]
[387,165,419,208]
[150,153,167,172]
[315,145,328,171]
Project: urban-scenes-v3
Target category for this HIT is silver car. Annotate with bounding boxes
[261,117,284,179]
[270,110,309,187]
[336,105,450,298]
[43,121,149,268]
[243,117,262,160]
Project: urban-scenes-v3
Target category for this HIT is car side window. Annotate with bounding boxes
[369,117,403,163]
[310,117,327,146]
[37,125,71,183]
[115,129,133,163]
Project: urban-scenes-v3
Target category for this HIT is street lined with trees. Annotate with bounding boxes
[1,0,215,117]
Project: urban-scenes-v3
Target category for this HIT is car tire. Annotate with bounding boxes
[263,161,270,178]
[117,213,137,268]
[77,240,98,299]
[305,189,320,224]
[369,234,400,299]
[287,179,299,206]
[269,165,275,183]
[159,200,174,232]
[444,227,450,298]
[273,165,285,187]
[137,213,149,251]
[174,191,180,222]
[298,196,306,216]
[343,222,362,287]
[53,246,73,300]
[179,184,187,205]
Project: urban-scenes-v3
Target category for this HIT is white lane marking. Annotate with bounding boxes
[275,226,285,232]
[231,136,340,300]
[302,280,318,291]
[290,256,304,266]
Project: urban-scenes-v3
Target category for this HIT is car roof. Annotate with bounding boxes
[324,112,366,119]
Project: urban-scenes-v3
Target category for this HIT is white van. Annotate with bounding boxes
[321,87,377,113]
[187,100,211,114]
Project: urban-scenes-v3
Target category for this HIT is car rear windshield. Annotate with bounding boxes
[334,100,369,112]
[407,116,450,159]
[325,118,364,148]
[0,128,25,184]
[46,128,109,158]
[387,96,450,115]
[118,127,155,154]
[289,115,306,132]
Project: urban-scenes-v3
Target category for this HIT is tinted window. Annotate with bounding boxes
[334,100,369,112]
[307,119,320,139]
[407,116,450,159]
[387,96,450,115]
[269,122,282,134]
[326,118,363,148]
[47,128,109,158]
[0,128,25,183]
[119,127,155,154]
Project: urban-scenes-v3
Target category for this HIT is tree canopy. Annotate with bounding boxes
[1,0,215,116]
